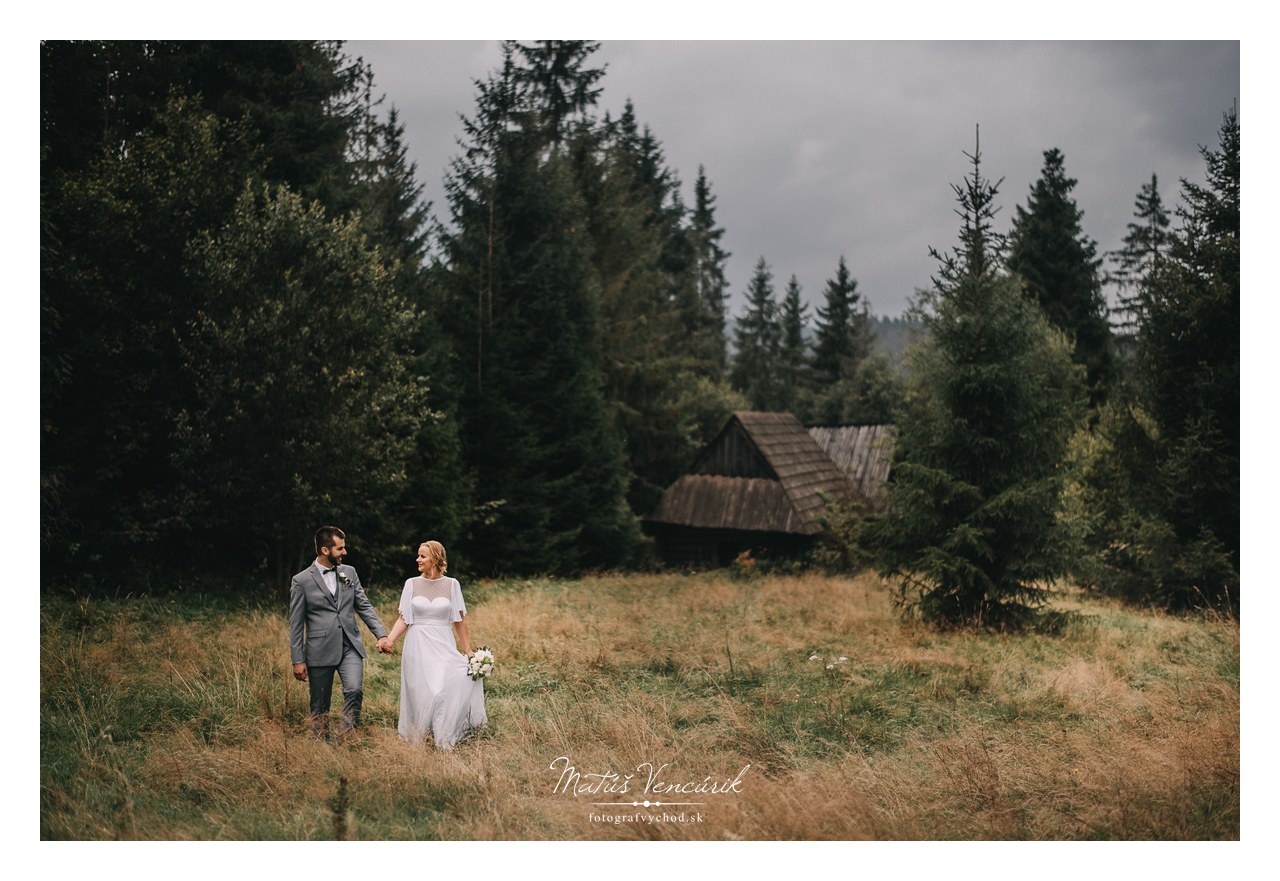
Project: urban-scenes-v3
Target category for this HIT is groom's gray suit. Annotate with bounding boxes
[289,561,388,734]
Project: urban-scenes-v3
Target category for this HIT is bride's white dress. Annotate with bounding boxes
[396,576,487,749]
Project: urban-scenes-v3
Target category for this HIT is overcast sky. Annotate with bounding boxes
[347,40,1238,319]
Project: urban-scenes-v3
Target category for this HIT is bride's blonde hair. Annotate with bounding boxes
[419,540,448,576]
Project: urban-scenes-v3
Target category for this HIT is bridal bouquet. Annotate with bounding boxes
[468,646,495,680]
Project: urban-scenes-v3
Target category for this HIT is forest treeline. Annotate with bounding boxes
[41,41,1238,618]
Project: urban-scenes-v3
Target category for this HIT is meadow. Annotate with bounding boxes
[40,571,1239,840]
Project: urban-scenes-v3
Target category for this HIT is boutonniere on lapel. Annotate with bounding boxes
[336,570,350,587]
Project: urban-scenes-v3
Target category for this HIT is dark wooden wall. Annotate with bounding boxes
[692,423,775,479]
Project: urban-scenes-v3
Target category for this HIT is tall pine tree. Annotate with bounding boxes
[874,133,1084,627]
[808,256,876,425]
[512,40,606,146]
[41,41,458,581]
[175,183,428,581]
[810,256,870,387]
[1137,110,1239,605]
[358,104,473,557]
[1007,148,1113,406]
[436,43,638,574]
[690,166,731,377]
[1107,173,1171,335]
[1063,112,1238,610]
[731,258,783,411]
[778,275,811,414]
[575,100,698,515]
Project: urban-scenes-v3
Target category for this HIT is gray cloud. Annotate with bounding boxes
[348,40,1238,318]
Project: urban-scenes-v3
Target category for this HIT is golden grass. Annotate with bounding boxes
[40,571,1239,839]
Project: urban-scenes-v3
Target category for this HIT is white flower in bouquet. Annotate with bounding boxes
[468,646,495,680]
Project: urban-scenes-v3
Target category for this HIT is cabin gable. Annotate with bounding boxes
[690,419,777,479]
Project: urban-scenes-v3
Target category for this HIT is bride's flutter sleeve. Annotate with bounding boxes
[451,578,467,622]
[398,578,415,625]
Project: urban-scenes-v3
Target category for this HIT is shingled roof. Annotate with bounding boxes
[807,423,894,503]
[647,412,851,535]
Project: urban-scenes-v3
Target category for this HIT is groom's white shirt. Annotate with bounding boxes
[315,561,338,596]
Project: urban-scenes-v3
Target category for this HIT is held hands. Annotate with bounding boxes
[294,638,388,682]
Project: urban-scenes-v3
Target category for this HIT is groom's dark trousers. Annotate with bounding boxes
[307,633,365,735]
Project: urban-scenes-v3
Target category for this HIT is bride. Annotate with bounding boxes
[383,540,487,748]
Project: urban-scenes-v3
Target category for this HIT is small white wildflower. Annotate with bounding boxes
[826,664,835,670]
[838,657,848,663]
[808,654,820,661]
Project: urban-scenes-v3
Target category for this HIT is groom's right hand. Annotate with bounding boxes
[293,662,308,681]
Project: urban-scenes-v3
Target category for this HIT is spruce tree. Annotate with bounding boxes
[690,166,731,377]
[731,258,783,410]
[1007,148,1114,406]
[438,45,639,574]
[357,107,431,271]
[778,275,811,414]
[176,183,428,579]
[575,102,696,515]
[447,52,741,533]
[42,95,256,574]
[41,40,473,581]
[1137,110,1239,605]
[512,40,606,146]
[874,134,1084,627]
[1064,112,1238,611]
[811,256,871,387]
[1107,173,1171,334]
[808,256,876,424]
[358,105,473,555]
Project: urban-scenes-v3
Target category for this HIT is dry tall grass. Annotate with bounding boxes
[40,572,1238,839]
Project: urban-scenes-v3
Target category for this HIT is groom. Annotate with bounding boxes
[289,526,392,739]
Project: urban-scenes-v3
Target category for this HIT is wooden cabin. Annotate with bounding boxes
[644,412,893,567]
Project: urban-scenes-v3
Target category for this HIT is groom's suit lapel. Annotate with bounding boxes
[333,567,347,609]
[311,566,339,610]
